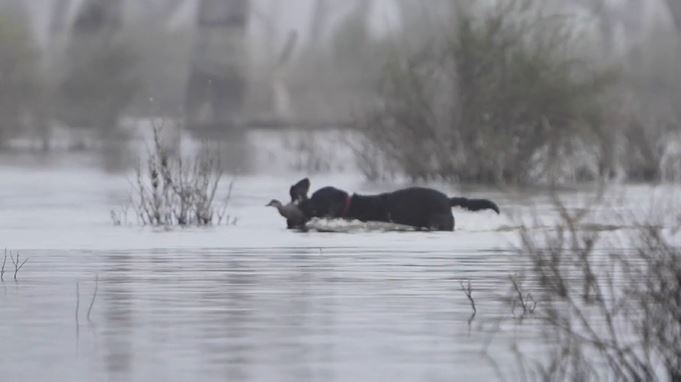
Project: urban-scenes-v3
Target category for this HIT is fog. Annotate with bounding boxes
[0,0,678,183]
[1,1,681,381]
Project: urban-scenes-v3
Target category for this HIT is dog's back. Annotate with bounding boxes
[377,187,498,230]
[383,188,454,230]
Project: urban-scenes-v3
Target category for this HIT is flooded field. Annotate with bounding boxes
[3,0,681,379]
[0,159,677,381]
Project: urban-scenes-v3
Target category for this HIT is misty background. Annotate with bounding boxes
[0,0,679,184]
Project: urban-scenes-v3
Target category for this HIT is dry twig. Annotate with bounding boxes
[460,280,477,323]
[87,274,99,322]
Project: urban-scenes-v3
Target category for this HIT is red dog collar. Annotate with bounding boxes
[342,195,352,218]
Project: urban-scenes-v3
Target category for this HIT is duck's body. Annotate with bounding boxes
[267,199,305,229]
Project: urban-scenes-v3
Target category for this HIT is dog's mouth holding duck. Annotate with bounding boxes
[267,178,500,232]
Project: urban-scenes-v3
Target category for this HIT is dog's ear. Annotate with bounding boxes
[289,178,310,202]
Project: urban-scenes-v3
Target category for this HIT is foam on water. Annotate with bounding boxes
[305,218,417,232]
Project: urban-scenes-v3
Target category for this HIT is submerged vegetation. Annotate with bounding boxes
[1,249,28,281]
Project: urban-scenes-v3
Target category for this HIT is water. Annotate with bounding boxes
[3,248,528,382]
[0,161,677,381]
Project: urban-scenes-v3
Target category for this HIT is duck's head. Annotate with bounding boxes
[266,199,283,208]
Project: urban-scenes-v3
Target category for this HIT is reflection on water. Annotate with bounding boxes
[0,248,536,382]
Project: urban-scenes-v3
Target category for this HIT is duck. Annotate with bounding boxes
[266,199,305,229]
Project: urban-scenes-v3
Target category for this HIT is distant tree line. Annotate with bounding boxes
[351,0,681,185]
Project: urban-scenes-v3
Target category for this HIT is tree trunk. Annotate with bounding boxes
[49,0,71,37]
[72,0,123,35]
[137,0,185,26]
[58,0,135,132]
[668,0,681,33]
[185,0,250,131]
[307,0,329,49]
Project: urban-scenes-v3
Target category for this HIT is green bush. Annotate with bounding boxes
[357,1,616,185]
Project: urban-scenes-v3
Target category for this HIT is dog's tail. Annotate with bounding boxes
[450,197,500,214]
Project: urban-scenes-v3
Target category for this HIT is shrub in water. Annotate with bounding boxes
[131,124,233,226]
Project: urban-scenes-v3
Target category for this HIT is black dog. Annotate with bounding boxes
[289,178,499,231]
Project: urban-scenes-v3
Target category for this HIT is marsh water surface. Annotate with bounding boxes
[0,160,675,381]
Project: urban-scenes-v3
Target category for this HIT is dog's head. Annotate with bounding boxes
[289,178,349,221]
[289,178,310,204]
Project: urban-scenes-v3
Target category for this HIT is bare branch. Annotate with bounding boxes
[1,249,6,281]
[9,252,28,281]
[75,281,80,325]
[460,280,477,323]
[510,274,536,317]
[87,274,99,322]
